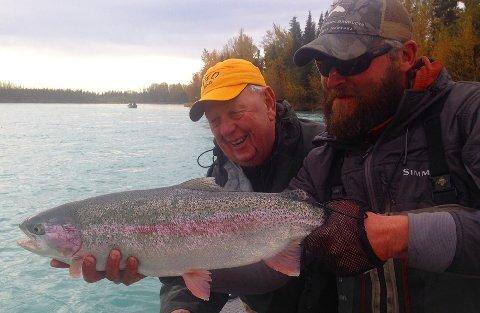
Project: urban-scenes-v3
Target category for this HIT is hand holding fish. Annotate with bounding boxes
[50,249,145,285]
[304,199,408,275]
[304,199,383,275]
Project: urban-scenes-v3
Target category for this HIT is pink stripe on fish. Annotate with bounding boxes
[88,209,321,237]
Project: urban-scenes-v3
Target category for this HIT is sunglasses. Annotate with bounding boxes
[315,44,393,77]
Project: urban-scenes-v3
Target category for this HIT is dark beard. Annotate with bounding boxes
[322,64,405,142]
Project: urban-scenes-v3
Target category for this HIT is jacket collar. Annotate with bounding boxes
[384,58,453,138]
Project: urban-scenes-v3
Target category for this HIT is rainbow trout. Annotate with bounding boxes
[18,178,324,300]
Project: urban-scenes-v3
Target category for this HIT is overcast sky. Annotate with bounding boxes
[0,0,330,92]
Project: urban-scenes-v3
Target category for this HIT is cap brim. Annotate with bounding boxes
[189,83,248,122]
[294,34,377,66]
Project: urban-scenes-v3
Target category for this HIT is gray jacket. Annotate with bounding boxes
[160,101,336,313]
[289,68,480,313]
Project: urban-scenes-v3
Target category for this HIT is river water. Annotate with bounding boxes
[0,103,322,312]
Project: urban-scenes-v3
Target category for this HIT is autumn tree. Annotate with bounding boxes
[432,2,480,81]
[185,30,262,102]
[185,73,202,102]
[222,29,262,67]
[403,0,436,56]
[262,25,294,101]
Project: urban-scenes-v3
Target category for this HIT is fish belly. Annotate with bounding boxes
[82,220,302,277]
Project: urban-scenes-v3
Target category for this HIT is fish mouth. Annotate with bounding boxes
[17,238,42,253]
[18,220,42,253]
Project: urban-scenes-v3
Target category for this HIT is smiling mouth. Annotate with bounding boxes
[229,135,247,147]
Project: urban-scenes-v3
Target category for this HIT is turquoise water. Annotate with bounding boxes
[1,103,322,312]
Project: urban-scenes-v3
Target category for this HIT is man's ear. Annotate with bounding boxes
[264,86,276,121]
[398,40,418,73]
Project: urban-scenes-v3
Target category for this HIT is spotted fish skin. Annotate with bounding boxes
[18,177,324,281]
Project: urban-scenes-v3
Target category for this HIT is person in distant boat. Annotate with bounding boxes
[50,58,335,313]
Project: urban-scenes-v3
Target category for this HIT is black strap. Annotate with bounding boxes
[328,149,346,200]
[423,89,458,204]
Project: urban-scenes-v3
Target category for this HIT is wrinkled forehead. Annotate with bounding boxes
[203,100,234,120]
[204,89,260,119]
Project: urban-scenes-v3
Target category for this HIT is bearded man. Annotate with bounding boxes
[288,0,480,312]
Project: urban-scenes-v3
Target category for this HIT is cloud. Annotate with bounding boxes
[0,0,331,90]
[1,0,330,56]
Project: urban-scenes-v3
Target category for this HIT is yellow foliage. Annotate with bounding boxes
[185,5,480,104]
[432,8,480,81]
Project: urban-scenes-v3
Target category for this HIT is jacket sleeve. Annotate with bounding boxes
[447,210,480,274]
[159,277,228,313]
[409,87,480,275]
[447,90,480,275]
[288,145,333,201]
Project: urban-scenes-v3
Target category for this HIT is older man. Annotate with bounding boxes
[286,0,480,312]
[52,59,335,312]
[160,58,335,313]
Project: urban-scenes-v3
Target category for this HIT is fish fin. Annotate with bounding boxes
[182,269,212,301]
[264,239,301,276]
[178,178,223,192]
[279,189,311,202]
[69,257,84,279]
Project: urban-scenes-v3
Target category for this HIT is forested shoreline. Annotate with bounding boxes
[0,81,188,104]
[2,0,478,109]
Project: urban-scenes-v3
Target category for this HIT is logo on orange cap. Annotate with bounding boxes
[189,58,266,122]
[202,71,220,90]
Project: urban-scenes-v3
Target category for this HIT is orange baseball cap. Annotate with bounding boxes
[189,58,266,121]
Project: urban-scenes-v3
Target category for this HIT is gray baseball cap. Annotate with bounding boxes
[294,0,412,65]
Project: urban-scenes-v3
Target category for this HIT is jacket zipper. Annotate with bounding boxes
[364,147,382,313]
[364,148,378,212]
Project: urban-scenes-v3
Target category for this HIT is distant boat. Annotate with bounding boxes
[127,102,137,108]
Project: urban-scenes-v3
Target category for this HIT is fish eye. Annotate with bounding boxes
[32,224,45,235]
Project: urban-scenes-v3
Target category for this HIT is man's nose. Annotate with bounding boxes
[325,68,347,89]
[219,120,235,136]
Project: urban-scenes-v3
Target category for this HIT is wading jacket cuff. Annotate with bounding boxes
[407,211,457,272]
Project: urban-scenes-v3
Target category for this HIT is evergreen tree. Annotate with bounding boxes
[168,84,188,103]
[301,11,318,105]
[433,0,459,26]
[316,13,324,37]
[289,16,303,52]
[303,11,317,45]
